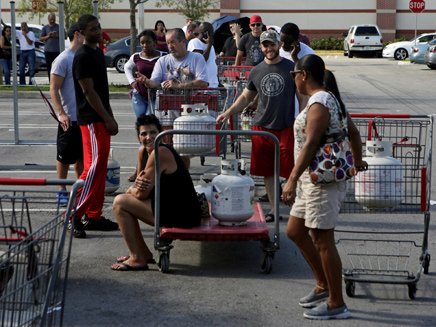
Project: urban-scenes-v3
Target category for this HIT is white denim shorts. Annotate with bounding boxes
[290,172,348,230]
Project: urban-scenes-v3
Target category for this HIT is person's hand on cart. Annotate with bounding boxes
[216,111,231,123]
[353,159,369,174]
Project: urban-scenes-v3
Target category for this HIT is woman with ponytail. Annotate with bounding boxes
[282,54,368,320]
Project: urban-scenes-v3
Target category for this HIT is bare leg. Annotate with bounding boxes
[311,228,345,310]
[286,215,328,292]
[74,159,84,179]
[56,161,70,191]
[111,194,154,270]
[264,175,275,214]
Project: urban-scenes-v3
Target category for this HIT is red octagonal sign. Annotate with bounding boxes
[410,0,425,13]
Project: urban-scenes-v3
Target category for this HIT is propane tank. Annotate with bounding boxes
[173,104,216,155]
[211,159,255,226]
[194,173,217,202]
[355,141,403,211]
[105,148,120,194]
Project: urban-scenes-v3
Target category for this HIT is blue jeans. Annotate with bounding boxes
[131,89,149,119]
[0,59,12,85]
[19,49,35,85]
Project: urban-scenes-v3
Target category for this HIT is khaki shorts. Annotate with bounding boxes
[290,172,348,230]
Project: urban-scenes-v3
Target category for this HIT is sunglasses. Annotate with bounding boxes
[193,32,199,36]
[250,23,262,27]
[290,70,303,79]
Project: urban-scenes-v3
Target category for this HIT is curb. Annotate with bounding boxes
[0,91,129,100]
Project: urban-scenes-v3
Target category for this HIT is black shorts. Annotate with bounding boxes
[56,122,83,164]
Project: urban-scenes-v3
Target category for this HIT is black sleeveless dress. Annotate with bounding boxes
[141,144,201,228]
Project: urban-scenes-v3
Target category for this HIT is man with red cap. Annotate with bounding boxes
[235,15,264,66]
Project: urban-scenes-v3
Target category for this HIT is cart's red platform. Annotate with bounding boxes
[160,202,269,242]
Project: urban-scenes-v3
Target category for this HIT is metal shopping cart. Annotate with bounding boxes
[336,114,433,299]
[0,178,83,326]
[152,129,281,274]
[218,65,253,86]
[148,87,236,165]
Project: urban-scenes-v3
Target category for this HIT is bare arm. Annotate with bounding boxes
[129,146,176,200]
[49,74,71,131]
[22,31,34,46]
[216,88,257,122]
[233,24,242,49]
[77,78,118,135]
[296,89,309,112]
[235,50,244,66]
[282,103,329,206]
[346,112,367,170]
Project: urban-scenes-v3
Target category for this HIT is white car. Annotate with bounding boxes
[382,33,436,60]
[343,25,384,58]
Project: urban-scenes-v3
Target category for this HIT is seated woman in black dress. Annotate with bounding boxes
[111,114,201,271]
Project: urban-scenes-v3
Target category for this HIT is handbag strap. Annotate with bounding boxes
[329,92,347,134]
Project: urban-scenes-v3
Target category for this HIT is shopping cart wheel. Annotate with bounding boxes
[260,252,273,274]
[200,156,205,166]
[345,281,355,297]
[408,283,417,300]
[423,254,430,274]
[158,253,169,273]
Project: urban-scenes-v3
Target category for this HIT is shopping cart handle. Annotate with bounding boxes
[0,178,78,186]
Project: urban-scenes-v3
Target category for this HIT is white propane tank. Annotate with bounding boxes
[211,159,255,226]
[194,173,217,202]
[355,141,403,211]
[173,104,215,155]
[105,148,120,194]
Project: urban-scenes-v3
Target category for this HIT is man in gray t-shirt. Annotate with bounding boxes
[217,30,307,223]
[40,13,63,79]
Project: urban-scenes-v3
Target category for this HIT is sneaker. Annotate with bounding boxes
[299,288,330,308]
[56,191,69,207]
[82,215,119,231]
[67,220,86,239]
[304,302,350,320]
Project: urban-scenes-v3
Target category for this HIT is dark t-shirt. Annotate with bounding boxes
[246,58,296,130]
[237,33,264,66]
[144,144,202,228]
[221,36,237,57]
[73,44,110,125]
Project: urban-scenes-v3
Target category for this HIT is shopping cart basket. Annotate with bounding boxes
[336,114,433,299]
[149,87,236,164]
[152,129,281,274]
[218,65,253,86]
[0,178,83,326]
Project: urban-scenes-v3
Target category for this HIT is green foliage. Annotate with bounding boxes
[311,36,345,51]
[155,0,219,21]
[17,0,118,29]
[383,37,406,47]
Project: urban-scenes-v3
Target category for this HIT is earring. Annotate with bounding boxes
[303,78,305,81]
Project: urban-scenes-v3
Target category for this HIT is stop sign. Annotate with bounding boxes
[409,0,425,13]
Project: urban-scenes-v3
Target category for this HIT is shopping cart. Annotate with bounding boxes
[148,87,236,165]
[336,114,433,299]
[152,129,281,274]
[0,178,83,326]
[218,65,254,86]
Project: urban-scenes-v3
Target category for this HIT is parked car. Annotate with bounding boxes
[424,39,436,70]
[382,33,436,60]
[409,43,430,64]
[104,36,141,73]
[343,25,383,58]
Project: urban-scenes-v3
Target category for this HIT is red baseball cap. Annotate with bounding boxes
[250,15,262,24]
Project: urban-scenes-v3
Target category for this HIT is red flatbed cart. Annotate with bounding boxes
[153,130,281,274]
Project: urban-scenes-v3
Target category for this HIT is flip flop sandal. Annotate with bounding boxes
[128,172,137,182]
[265,214,283,223]
[110,262,149,271]
[117,256,156,264]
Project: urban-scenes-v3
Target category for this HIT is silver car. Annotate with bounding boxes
[424,39,436,70]
[410,43,430,64]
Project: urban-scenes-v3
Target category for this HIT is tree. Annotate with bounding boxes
[129,0,150,55]
[155,0,219,21]
[17,0,118,30]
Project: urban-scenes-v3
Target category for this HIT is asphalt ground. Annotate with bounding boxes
[0,56,435,326]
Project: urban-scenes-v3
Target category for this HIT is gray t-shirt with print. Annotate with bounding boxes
[246,58,296,130]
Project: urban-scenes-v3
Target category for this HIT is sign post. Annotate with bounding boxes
[409,0,426,44]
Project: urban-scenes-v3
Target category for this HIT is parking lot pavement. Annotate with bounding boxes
[1,56,436,326]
